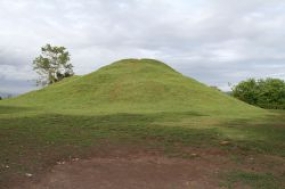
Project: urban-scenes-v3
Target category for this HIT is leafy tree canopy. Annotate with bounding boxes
[232,78,285,109]
[33,44,74,86]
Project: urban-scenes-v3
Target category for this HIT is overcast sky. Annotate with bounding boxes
[1,0,285,95]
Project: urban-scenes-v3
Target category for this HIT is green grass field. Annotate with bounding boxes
[1,59,284,188]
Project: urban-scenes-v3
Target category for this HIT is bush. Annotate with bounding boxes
[232,78,285,109]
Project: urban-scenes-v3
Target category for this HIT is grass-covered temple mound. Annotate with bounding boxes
[3,58,264,116]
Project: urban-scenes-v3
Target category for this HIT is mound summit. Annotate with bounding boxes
[8,58,262,115]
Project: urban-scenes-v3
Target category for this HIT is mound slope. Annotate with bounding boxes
[6,59,263,115]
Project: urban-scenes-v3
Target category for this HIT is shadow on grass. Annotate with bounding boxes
[217,110,285,156]
[0,105,35,114]
[222,171,280,189]
[1,110,285,188]
[0,111,217,188]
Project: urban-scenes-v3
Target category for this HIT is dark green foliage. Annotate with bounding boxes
[0,96,2,100]
[232,78,285,109]
[33,44,74,86]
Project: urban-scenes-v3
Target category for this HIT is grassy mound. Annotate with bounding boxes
[1,59,284,189]
[2,58,263,116]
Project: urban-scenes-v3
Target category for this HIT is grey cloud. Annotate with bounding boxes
[0,77,37,95]
[1,0,285,94]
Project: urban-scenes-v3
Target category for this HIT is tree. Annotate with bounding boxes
[0,96,2,100]
[232,78,285,109]
[33,44,74,86]
[257,78,285,108]
[232,78,259,105]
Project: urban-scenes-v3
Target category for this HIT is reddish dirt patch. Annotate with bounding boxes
[18,156,223,189]
[9,144,285,189]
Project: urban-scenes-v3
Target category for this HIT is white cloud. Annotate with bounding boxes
[1,0,285,93]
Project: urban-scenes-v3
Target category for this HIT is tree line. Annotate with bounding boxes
[232,78,285,109]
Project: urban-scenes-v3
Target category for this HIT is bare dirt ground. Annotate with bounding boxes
[10,146,285,189]
[13,146,234,189]
[18,156,223,189]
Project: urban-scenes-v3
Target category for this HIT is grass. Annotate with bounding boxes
[2,59,265,116]
[0,59,284,188]
[1,106,285,188]
[222,171,281,189]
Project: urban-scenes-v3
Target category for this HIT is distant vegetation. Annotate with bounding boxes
[232,78,285,109]
[0,93,13,99]
[33,44,74,86]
